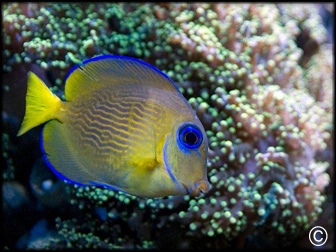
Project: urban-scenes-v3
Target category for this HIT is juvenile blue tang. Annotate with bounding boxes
[17,55,210,198]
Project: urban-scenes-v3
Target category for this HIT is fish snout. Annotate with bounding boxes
[186,179,210,197]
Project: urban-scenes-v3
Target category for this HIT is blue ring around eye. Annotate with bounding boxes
[178,124,203,149]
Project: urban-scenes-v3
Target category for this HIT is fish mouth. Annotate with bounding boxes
[183,180,210,197]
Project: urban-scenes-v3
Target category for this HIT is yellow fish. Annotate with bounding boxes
[17,55,210,198]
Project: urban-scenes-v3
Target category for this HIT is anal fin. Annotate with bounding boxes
[41,120,95,185]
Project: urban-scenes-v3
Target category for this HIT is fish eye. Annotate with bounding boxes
[178,124,203,149]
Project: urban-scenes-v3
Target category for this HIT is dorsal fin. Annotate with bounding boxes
[64,55,180,101]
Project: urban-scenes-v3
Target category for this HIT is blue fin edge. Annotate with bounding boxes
[40,128,88,187]
[64,54,180,92]
[40,127,131,192]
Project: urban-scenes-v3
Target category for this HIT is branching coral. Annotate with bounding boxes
[2,3,333,249]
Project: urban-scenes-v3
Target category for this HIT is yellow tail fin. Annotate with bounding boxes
[17,72,62,136]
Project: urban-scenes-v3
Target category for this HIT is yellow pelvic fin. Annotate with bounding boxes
[131,157,158,171]
[17,72,62,136]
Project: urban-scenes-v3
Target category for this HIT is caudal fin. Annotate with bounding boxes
[17,72,62,136]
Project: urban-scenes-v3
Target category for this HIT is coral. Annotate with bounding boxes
[277,3,329,67]
[2,181,38,248]
[29,158,71,211]
[2,3,333,249]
